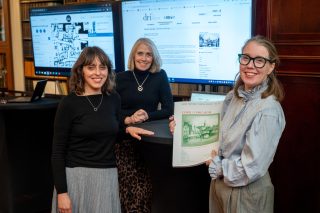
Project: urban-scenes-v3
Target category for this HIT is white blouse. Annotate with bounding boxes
[209,80,286,187]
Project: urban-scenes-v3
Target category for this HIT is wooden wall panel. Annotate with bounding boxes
[259,0,320,212]
[270,0,320,36]
[253,0,268,36]
[278,58,320,77]
[269,0,320,77]
[270,76,320,212]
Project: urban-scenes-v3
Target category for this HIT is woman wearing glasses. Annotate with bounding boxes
[169,35,286,213]
[207,35,286,212]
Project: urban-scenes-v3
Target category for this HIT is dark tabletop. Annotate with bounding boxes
[132,119,173,145]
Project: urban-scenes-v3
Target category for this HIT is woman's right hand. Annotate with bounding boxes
[169,115,176,134]
[125,109,149,125]
[57,193,72,213]
[205,143,220,166]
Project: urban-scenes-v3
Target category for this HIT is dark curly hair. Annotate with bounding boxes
[69,46,116,95]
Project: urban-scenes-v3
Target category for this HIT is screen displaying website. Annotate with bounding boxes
[122,0,252,85]
[30,3,115,76]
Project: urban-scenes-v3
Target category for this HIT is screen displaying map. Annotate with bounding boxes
[30,3,117,76]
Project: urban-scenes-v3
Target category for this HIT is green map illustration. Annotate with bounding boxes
[182,113,220,146]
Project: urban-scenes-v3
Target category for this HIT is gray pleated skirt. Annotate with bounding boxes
[209,172,274,213]
[51,167,121,213]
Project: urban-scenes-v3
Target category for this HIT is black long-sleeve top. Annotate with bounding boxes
[116,69,174,124]
[51,92,121,194]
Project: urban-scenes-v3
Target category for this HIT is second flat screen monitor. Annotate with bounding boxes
[121,0,253,85]
[30,3,118,77]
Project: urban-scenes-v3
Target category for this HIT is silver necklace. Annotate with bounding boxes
[85,94,103,112]
[132,71,150,92]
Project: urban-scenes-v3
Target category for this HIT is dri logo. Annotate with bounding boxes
[143,13,152,21]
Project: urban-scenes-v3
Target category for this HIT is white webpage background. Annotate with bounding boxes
[122,0,251,81]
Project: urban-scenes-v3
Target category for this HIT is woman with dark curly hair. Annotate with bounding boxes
[51,46,152,213]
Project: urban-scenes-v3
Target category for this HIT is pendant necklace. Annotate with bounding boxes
[85,94,103,112]
[132,71,150,92]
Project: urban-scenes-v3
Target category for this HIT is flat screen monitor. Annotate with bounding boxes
[121,0,253,85]
[30,2,120,77]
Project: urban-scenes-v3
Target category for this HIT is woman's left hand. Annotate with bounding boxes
[126,126,154,140]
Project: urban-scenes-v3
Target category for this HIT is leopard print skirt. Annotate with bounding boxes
[114,139,152,213]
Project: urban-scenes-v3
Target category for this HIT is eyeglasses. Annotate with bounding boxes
[238,54,273,68]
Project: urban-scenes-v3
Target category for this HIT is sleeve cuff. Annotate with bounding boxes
[208,156,223,179]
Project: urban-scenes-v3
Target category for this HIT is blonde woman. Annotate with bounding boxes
[115,38,173,212]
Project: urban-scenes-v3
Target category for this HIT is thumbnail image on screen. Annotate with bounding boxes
[121,0,252,85]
